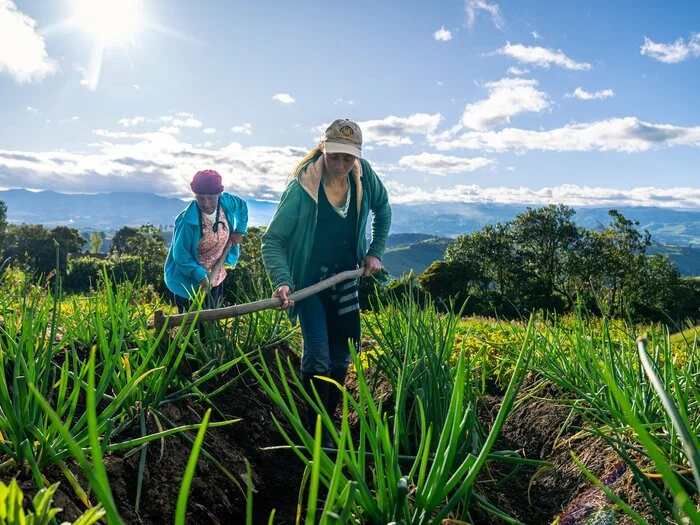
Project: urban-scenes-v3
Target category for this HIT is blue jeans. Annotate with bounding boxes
[297,269,359,375]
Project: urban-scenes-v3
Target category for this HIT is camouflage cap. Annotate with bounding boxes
[323,119,362,157]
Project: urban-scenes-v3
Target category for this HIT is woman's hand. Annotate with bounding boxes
[272,285,294,310]
[361,255,382,277]
[198,277,209,289]
[229,232,243,245]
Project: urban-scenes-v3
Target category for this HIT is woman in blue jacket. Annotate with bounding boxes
[164,169,248,312]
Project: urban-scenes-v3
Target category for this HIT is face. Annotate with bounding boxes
[195,194,219,214]
[324,152,357,177]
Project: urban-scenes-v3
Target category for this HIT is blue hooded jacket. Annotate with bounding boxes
[164,192,248,299]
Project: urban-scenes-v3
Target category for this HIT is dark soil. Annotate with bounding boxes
[4,354,672,525]
[9,343,307,525]
[475,378,666,525]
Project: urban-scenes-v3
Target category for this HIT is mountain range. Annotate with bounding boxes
[3,189,699,244]
[1,189,699,275]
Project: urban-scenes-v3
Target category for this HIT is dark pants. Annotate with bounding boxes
[173,282,224,314]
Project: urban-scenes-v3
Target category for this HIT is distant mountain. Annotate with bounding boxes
[381,236,700,278]
[0,189,277,231]
[389,202,700,246]
[2,189,699,276]
[382,235,451,278]
[650,244,700,277]
[2,189,700,247]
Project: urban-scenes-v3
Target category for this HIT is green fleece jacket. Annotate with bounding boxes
[261,155,391,316]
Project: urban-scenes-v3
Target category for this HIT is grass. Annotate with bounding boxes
[1,265,699,523]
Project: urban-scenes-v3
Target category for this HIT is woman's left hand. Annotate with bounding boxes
[229,232,243,245]
[361,255,382,277]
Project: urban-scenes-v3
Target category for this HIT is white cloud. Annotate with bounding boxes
[231,123,253,135]
[133,83,141,90]
[26,106,39,114]
[173,117,202,128]
[314,113,443,147]
[384,181,700,208]
[333,98,356,105]
[398,153,495,175]
[506,166,515,171]
[431,117,700,153]
[640,34,700,63]
[496,42,591,70]
[0,0,57,83]
[531,31,541,39]
[359,113,443,147]
[433,26,453,41]
[466,0,504,30]
[0,125,307,199]
[118,116,146,127]
[437,80,444,86]
[160,114,203,128]
[565,87,614,100]
[75,65,90,87]
[507,66,529,75]
[461,77,550,130]
[272,93,296,104]
[203,128,216,135]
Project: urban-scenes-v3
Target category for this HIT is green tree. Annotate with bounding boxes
[418,260,484,314]
[0,201,7,257]
[567,210,661,319]
[445,223,528,316]
[110,226,139,255]
[89,231,105,254]
[123,224,167,261]
[3,224,53,275]
[50,226,87,274]
[511,204,580,308]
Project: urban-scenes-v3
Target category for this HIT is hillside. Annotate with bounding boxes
[381,236,700,278]
[651,244,700,277]
[382,235,451,278]
[3,190,700,246]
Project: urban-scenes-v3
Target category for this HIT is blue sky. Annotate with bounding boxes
[1,0,699,209]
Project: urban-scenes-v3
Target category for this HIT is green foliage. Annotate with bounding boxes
[0,479,105,525]
[358,267,389,310]
[223,226,271,304]
[385,271,427,307]
[418,260,484,314]
[437,206,690,322]
[3,224,84,276]
[0,201,7,256]
[109,226,138,255]
[64,256,103,292]
[239,317,534,524]
[65,254,164,293]
[88,232,104,254]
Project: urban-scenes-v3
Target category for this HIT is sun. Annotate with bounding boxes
[72,0,142,44]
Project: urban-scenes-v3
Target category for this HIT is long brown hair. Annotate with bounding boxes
[290,143,323,181]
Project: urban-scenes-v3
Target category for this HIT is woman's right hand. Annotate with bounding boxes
[272,285,294,310]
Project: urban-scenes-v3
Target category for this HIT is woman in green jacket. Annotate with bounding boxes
[261,119,391,446]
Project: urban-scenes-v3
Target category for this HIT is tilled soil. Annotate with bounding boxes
[10,343,306,525]
[5,354,670,524]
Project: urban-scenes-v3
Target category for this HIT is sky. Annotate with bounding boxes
[1,0,699,209]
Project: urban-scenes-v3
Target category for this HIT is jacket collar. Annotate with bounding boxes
[298,155,363,211]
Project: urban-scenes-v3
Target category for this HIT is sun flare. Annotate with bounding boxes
[72,0,142,44]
